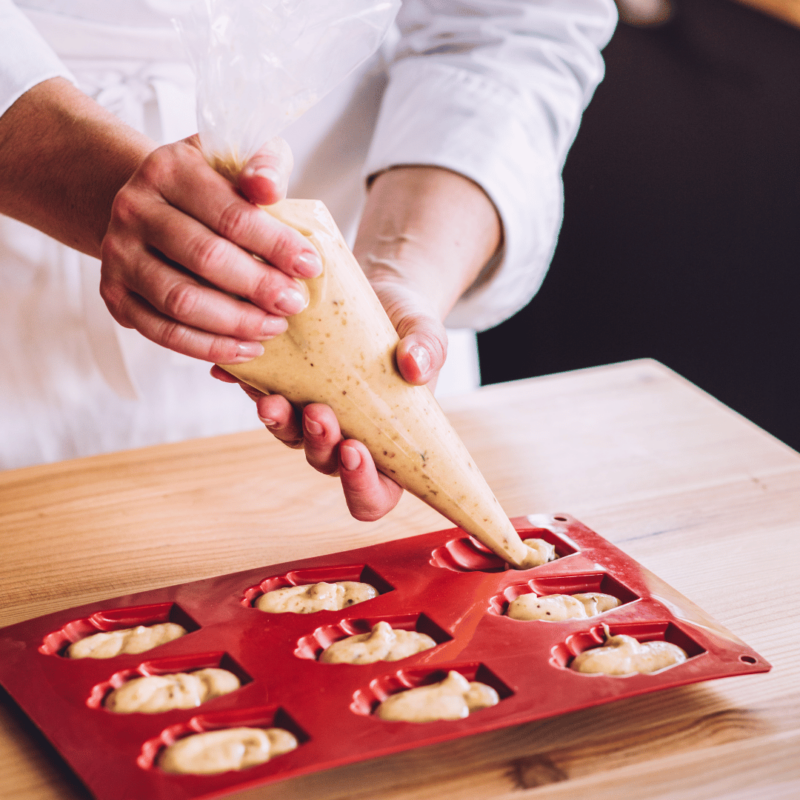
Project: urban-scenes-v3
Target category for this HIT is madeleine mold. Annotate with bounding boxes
[0,514,770,800]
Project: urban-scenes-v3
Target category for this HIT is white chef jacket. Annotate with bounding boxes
[0,0,616,470]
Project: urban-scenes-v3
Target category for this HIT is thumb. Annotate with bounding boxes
[371,282,448,386]
[237,137,294,206]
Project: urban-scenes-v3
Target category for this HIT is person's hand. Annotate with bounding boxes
[99,135,323,364]
[212,166,502,522]
[211,278,447,520]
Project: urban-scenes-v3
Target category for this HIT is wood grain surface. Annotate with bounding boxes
[1,359,798,799]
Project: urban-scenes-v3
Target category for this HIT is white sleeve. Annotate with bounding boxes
[0,0,76,118]
[363,0,618,331]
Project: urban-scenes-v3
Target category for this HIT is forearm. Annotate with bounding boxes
[0,77,153,257]
[353,166,502,324]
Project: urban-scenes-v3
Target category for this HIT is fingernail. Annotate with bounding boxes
[236,341,264,359]
[409,344,431,375]
[274,286,308,315]
[252,167,282,186]
[258,415,277,428]
[259,317,287,338]
[340,444,361,471]
[304,418,323,436]
[293,252,323,278]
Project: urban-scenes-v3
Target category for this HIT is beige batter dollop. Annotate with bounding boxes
[158,727,298,775]
[255,581,377,614]
[105,668,240,714]
[66,622,186,659]
[518,538,559,569]
[319,621,436,664]
[376,671,499,723]
[571,634,687,676]
[507,592,620,622]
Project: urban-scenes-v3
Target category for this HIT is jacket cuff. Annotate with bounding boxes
[0,1,76,118]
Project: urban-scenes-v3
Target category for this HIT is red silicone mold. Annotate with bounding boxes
[0,514,770,800]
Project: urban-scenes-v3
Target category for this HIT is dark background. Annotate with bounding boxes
[477,0,800,452]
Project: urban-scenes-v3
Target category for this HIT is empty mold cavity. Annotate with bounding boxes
[488,572,638,618]
[430,527,577,574]
[350,662,513,717]
[138,705,308,771]
[39,603,200,658]
[242,564,393,609]
[87,652,252,711]
[550,621,705,672]
[294,613,452,662]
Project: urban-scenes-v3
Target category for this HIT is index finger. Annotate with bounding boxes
[149,140,322,279]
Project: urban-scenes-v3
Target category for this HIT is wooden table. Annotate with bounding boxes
[1,359,798,800]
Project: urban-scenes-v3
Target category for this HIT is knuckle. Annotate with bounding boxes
[249,267,280,306]
[216,202,253,243]
[98,276,118,308]
[206,340,239,364]
[266,226,298,263]
[98,281,126,320]
[232,309,265,340]
[108,188,140,229]
[190,234,231,277]
[138,148,173,186]
[99,236,120,269]
[154,317,186,352]
[162,281,201,321]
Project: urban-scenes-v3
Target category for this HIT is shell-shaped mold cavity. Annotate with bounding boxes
[137,705,308,771]
[549,621,705,672]
[294,613,452,662]
[350,662,513,717]
[488,572,638,618]
[39,603,200,658]
[242,564,394,609]
[429,529,577,574]
[87,651,251,711]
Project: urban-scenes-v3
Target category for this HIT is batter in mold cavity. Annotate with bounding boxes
[508,592,620,621]
[571,632,687,676]
[256,581,376,614]
[105,668,240,714]
[67,622,186,659]
[320,621,436,664]
[377,671,499,722]
[519,537,559,568]
[158,727,297,775]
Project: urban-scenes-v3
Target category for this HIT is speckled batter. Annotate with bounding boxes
[518,537,559,568]
[67,622,186,659]
[319,621,436,664]
[507,592,620,621]
[571,634,687,676]
[158,727,297,775]
[255,581,377,614]
[376,671,499,723]
[105,668,240,714]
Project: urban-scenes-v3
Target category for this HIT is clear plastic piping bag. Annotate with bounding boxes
[175,0,401,180]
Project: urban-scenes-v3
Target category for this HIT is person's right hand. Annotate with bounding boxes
[99,135,323,364]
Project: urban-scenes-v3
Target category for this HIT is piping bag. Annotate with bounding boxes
[177,0,539,569]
